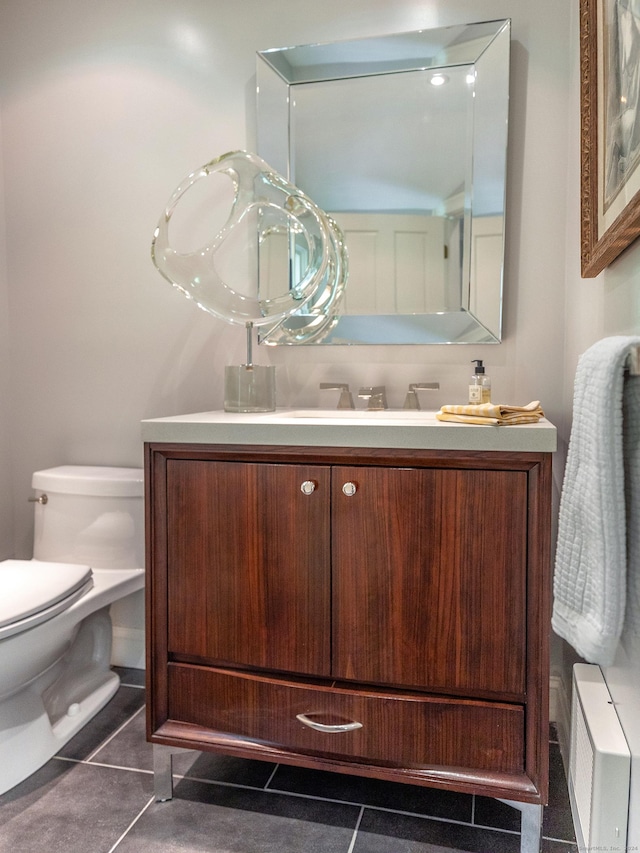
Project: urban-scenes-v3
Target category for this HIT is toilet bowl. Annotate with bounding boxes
[0,466,145,796]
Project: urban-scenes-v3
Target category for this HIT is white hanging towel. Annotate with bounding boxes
[552,335,640,666]
[623,372,640,639]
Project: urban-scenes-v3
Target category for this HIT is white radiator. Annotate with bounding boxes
[568,664,631,851]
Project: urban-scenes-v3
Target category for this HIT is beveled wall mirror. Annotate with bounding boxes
[256,19,510,345]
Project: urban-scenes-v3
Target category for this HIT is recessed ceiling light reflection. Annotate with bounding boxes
[430,73,449,87]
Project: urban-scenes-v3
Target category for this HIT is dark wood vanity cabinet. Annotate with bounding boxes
[165,459,331,677]
[146,443,552,806]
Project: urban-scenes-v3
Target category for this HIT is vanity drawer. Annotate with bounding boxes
[167,664,525,775]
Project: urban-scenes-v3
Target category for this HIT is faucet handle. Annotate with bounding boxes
[403,382,440,410]
[319,382,355,410]
[358,385,388,410]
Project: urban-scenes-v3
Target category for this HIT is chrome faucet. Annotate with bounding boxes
[358,386,388,410]
[403,382,440,410]
[319,382,355,410]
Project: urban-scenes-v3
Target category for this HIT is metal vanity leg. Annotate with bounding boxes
[498,799,544,853]
[152,745,177,801]
[152,744,195,801]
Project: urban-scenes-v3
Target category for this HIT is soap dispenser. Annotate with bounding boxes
[469,360,491,404]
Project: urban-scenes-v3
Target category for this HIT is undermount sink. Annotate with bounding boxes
[264,408,439,423]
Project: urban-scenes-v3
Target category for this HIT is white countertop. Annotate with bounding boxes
[142,408,557,453]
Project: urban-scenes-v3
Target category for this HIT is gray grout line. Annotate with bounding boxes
[179,772,577,846]
[84,705,146,763]
[49,758,578,849]
[106,795,156,853]
[54,755,154,775]
[346,806,365,853]
[47,756,578,848]
[176,772,577,846]
[263,763,280,790]
[47,756,579,849]
[187,772,518,837]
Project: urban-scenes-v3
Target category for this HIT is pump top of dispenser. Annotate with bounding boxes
[472,359,485,374]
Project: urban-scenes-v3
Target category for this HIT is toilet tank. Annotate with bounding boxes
[31,466,144,570]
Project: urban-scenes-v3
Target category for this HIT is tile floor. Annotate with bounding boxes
[0,668,577,853]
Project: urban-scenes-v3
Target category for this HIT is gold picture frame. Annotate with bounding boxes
[581,0,640,277]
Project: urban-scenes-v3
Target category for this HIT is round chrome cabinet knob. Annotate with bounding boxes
[342,482,357,497]
[300,480,316,495]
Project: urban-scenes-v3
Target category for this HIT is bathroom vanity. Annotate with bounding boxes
[143,410,556,853]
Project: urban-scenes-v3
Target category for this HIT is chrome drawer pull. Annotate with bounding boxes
[296,713,363,733]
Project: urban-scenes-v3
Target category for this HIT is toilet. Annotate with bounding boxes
[0,465,145,796]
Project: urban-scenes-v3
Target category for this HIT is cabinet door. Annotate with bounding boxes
[166,460,331,677]
[332,466,527,697]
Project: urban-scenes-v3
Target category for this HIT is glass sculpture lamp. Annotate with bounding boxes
[152,150,347,411]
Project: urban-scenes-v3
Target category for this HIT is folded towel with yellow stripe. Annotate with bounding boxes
[436,400,544,426]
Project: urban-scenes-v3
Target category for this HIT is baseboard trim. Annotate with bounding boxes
[111,627,145,670]
[550,673,571,773]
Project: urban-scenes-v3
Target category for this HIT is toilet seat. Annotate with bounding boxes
[0,559,93,640]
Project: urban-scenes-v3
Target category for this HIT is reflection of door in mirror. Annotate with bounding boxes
[331,213,449,315]
[258,228,289,302]
[470,215,503,335]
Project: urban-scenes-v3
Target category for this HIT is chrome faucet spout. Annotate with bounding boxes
[358,386,388,410]
[403,382,440,410]
[319,382,355,410]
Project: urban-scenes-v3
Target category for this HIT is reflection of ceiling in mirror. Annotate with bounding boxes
[292,67,472,213]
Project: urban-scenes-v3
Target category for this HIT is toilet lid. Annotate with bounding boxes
[0,559,93,639]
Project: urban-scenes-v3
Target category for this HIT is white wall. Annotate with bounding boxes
[0,0,573,559]
[0,107,13,559]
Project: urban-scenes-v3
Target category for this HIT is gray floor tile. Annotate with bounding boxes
[269,764,473,822]
[472,796,520,833]
[89,707,175,772]
[354,809,577,853]
[543,744,577,842]
[92,709,277,785]
[182,750,278,788]
[0,760,153,853]
[474,744,576,843]
[56,684,146,761]
[114,778,359,853]
[113,666,146,688]
[353,808,522,853]
[0,759,71,822]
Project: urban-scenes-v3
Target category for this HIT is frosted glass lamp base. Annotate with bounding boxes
[224,365,276,413]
